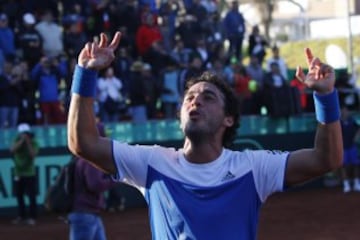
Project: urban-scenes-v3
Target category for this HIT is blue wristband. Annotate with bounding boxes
[71,65,98,97]
[313,89,340,124]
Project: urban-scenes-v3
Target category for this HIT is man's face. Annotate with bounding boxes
[180,82,233,142]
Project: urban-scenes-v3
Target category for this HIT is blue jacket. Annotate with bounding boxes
[223,10,246,37]
[30,61,67,102]
[0,27,16,56]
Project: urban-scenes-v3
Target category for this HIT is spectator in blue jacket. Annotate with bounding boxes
[30,56,67,125]
[223,1,246,60]
[0,13,16,61]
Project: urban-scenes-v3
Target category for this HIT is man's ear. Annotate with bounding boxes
[224,116,234,127]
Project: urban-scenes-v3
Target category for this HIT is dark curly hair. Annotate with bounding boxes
[183,71,240,147]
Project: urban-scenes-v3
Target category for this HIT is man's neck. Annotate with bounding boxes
[182,139,223,164]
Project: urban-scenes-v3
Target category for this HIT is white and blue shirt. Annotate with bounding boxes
[112,141,289,240]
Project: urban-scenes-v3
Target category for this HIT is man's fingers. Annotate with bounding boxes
[90,43,97,57]
[99,33,108,48]
[305,48,314,66]
[108,31,121,51]
[320,63,333,74]
[295,66,306,82]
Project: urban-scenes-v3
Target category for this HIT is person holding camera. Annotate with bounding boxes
[30,55,67,125]
[10,123,39,225]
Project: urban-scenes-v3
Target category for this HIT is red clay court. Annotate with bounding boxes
[1,187,360,240]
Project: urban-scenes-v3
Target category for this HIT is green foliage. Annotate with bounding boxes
[278,36,360,69]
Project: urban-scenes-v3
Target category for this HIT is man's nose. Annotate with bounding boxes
[191,94,202,106]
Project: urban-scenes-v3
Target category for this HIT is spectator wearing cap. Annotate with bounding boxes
[0,13,16,61]
[15,13,43,70]
[10,123,39,226]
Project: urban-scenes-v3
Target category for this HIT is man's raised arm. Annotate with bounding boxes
[285,48,343,186]
[67,32,121,174]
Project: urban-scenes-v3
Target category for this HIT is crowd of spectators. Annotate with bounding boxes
[0,0,357,129]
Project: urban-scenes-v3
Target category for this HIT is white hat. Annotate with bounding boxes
[17,123,31,133]
[142,63,152,71]
[23,13,36,25]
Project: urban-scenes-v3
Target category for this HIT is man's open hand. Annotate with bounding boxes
[78,32,121,71]
[295,48,335,94]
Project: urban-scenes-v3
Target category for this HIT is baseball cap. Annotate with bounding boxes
[17,123,31,133]
[23,13,36,25]
[142,63,152,71]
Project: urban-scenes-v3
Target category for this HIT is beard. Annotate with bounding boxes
[181,119,218,145]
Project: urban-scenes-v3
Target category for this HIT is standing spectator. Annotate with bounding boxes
[205,11,225,50]
[159,0,180,46]
[223,1,246,60]
[10,123,39,226]
[248,25,268,66]
[176,14,202,50]
[117,0,141,57]
[141,63,159,119]
[136,13,167,75]
[35,10,64,58]
[68,122,118,240]
[246,54,265,115]
[97,66,124,123]
[335,69,360,111]
[170,38,193,68]
[0,59,23,128]
[0,13,16,61]
[340,105,360,193]
[246,54,265,90]
[290,74,308,111]
[180,55,204,95]
[31,56,67,125]
[263,62,292,117]
[160,60,182,119]
[187,0,208,33]
[193,38,210,69]
[15,13,43,70]
[63,16,87,59]
[266,45,288,81]
[14,61,37,125]
[233,64,254,115]
[128,61,148,123]
[113,47,133,96]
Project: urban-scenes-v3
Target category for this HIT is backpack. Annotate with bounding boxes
[44,156,77,213]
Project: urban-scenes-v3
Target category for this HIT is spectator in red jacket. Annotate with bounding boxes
[136,13,171,76]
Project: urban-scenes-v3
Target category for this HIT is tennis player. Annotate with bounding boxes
[67,32,342,240]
